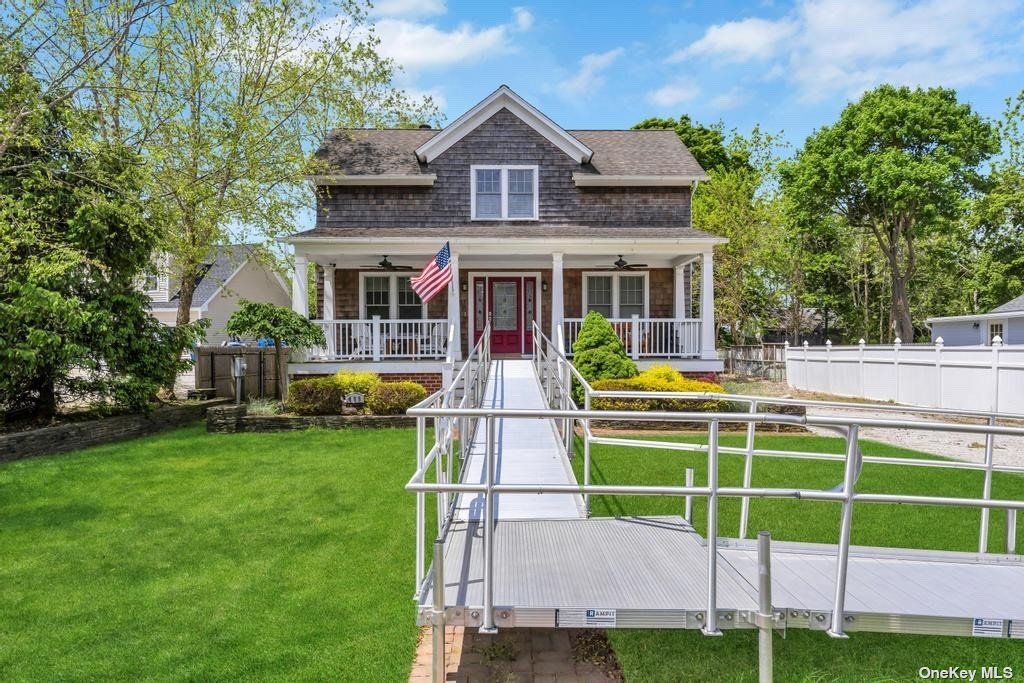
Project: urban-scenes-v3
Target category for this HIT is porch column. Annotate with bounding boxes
[323,264,336,358]
[674,263,687,320]
[551,252,564,349]
[447,251,462,361]
[700,250,717,359]
[292,255,308,317]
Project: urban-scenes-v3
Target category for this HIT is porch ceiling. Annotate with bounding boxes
[308,252,701,270]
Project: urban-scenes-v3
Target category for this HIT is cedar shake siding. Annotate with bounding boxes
[314,108,692,232]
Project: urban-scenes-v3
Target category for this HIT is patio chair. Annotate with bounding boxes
[346,323,372,359]
[419,323,448,357]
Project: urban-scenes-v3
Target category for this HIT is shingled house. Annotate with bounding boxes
[288,86,725,388]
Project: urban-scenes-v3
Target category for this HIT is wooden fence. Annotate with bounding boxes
[723,344,787,379]
[194,346,280,400]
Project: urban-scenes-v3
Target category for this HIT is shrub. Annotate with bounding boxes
[592,365,725,412]
[332,370,381,396]
[247,398,281,416]
[366,381,428,415]
[573,311,628,356]
[286,377,345,415]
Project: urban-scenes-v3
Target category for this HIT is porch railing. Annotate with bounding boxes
[563,316,701,359]
[308,318,450,361]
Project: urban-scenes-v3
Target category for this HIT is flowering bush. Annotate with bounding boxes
[591,365,724,412]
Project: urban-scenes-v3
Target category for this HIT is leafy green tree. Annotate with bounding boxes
[632,115,749,172]
[5,0,438,365]
[782,85,999,341]
[0,45,202,420]
[224,301,325,400]
[970,90,1024,310]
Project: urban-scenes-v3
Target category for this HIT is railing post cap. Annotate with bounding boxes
[802,340,809,348]
[784,340,790,348]
[935,337,944,346]
[858,338,866,347]
[993,335,1003,346]
[894,337,902,345]
[825,339,833,347]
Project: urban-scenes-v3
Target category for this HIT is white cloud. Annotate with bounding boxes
[667,0,1021,100]
[668,17,796,63]
[513,7,534,31]
[400,85,447,111]
[368,0,446,18]
[558,48,625,96]
[710,87,750,110]
[372,19,512,68]
[646,79,700,107]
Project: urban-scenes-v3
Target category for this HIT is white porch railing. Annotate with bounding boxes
[308,318,450,361]
[563,316,702,359]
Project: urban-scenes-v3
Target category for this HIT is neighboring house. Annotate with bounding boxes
[143,245,291,344]
[926,293,1024,346]
[287,85,726,387]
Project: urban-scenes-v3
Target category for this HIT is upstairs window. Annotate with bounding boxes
[471,165,538,220]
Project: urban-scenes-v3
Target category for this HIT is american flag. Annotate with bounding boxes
[410,242,452,303]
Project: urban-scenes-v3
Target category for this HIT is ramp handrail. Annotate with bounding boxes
[409,321,491,589]
[408,323,1024,641]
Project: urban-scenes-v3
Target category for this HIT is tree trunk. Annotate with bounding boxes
[890,272,914,342]
[160,261,201,398]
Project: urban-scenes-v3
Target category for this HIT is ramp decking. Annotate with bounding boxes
[421,516,1024,635]
[454,359,583,522]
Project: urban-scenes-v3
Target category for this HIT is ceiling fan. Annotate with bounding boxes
[599,255,648,271]
[360,255,415,271]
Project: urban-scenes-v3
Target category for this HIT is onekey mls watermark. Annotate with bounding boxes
[918,667,1014,680]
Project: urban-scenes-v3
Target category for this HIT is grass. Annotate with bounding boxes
[0,424,426,682]
[573,432,1024,682]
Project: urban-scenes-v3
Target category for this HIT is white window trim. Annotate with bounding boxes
[986,319,1007,345]
[470,165,539,221]
[358,273,428,320]
[582,271,650,319]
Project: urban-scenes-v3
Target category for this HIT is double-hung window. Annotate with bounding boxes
[583,273,649,319]
[471,165,538,220]
[362,274,425,320]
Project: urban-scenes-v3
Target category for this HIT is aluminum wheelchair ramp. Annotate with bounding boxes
[418,516,1024,637]
[454,359,583,522]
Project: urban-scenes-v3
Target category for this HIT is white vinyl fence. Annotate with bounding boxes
[786,338,1024,414]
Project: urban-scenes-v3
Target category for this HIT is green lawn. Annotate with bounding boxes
[0,425,425,682]
[574,433,1024,682]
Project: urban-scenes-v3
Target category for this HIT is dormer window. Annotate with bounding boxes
[470,165,538,220]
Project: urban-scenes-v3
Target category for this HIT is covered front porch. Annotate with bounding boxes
[288,237,724,375]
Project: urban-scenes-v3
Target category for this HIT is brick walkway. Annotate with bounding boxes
[409,626,621,682]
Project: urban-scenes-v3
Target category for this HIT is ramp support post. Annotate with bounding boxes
[828,424,859,638]
[684,467,694,523]
[431,538,446,683]
[1008,509,1018,554]
[481,414,498,634]
[979,417,996,553]
[702,420,722,636]
[739,400,758,538]
[757,531,774,683]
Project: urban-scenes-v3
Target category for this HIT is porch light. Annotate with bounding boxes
[461,281,468,292]
[542,281,548,292]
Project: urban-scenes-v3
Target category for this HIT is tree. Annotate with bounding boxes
[4,0,438,378]
[224,301,325,400]
[782,85,999,342]
[0,45,202,420]
[632,115,749,172]
[691,129,788,344]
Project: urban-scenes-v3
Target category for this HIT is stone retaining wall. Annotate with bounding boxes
[0,399,231,462]
[207,404,415,432]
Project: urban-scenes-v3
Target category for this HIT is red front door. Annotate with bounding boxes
[489,278,521,353]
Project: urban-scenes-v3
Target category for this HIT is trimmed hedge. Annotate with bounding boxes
[366,381,428,416]
[592,365,725,412]
[332,370,381,396]
[286,377,346,415]
[571,312,638,403]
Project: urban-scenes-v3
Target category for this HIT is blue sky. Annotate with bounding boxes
[353,0,1024,147]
